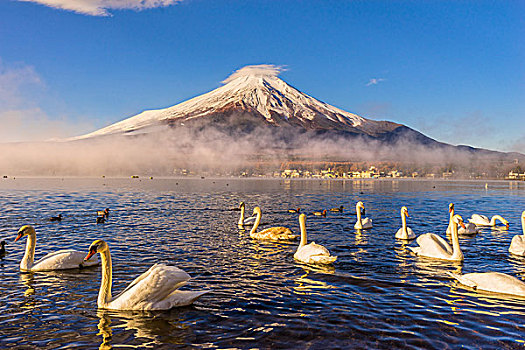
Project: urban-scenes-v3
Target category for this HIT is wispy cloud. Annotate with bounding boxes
[17,0,183,16]
[0,59,92,142]
[366,78,385,86]
[222,64,287,84]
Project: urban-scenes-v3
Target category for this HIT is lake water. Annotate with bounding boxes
[0,177,524,349]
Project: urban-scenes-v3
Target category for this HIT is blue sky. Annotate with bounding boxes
[0,0,523,152]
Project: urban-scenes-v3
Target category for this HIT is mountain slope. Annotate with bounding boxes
[74,67,404,140]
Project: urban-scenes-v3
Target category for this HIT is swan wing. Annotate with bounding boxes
[294,243,336,265]
[243,215,257,225]
[459,223,480,235]
[412,233,453,259]
[449,272,525,296]
[509,235,525,256]
[109,263,204,310]
[251,227,297,241]
[31,249,99,271]
[395,227,415,240]
[469,214,490,226]
[362,217,373,229]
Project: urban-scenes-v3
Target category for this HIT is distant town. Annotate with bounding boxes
[172,159,525,180]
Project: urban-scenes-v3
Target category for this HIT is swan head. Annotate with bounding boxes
[452,215,466,229]
[14,225,36,242]
[356,201,366,216]
[448,203,454,213]
[238,202,245,209]
[401,206,409,217]
[299,213,306,224]
[85,239,108,261]
[252,207,262,215]
[0,240,5,247]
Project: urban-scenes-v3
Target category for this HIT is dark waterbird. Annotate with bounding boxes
[49,214,62,222]
[0,241,6,257]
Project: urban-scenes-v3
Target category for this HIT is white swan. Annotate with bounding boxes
[446,203,480,235]
[509,211,525,256]
[84,239,209,310]
[294,214,337,265]
[395,206,415,240]
[14,225,99,272]
[408,215,465,261]
[249,207,297,241]
[237,202,257,226]
[354,201,372,230]
[468,213,509,229]
[448,271,525,297]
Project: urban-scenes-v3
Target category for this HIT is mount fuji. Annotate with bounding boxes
[74,65,436,146]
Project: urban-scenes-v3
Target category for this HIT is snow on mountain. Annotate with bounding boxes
[74,65,395,140]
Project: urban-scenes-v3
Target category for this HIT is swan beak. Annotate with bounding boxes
[505,223,509,230]
[14,232,23,242]
[84,249,97,261]
[460,221,466,229]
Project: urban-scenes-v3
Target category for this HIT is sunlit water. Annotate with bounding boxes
[0,178,524,349]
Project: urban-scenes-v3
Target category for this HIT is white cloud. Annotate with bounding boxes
[0,59,92,142]
[366,78,385,86]
[17,0,182,16]
[222,64,287,84]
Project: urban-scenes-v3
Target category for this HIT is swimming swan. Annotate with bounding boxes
[468,213,509,229]
[446,203,480,235]
[84,240,209,310]
[249,207,297,241]
[509,211,525,256]
[408,215,465,261]
[354,201,372,230]
[395,206,415,240]
[14,225,99,272]
[294,214,337,265]
[448,271,525,297]
[237,202,257,226]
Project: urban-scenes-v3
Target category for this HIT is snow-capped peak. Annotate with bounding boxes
[74,65,371,139]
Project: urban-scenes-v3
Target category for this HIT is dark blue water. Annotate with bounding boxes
[0,178,524,349]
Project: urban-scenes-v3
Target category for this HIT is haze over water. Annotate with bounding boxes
[0,177,524,349]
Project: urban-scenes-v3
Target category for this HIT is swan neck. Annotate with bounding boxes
[522,215,525,236]
[238,205,245,225]
[401,212,407,232]
[451,222,463,259]
[249,211,261,235]
[20,232,36,271]
[299,218,307,248]
[98,249,112,308]
[356,207,362,225]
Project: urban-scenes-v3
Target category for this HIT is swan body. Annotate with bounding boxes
[509,211,525,256]
[237,202,257,226]
[249,207,297,241]
[468,214,509,229]
[446,203,480,235]
[14,225,99,272]
[97,208,110,217]
[294,214,337,265]
[85,240,209,310]
[313,210,327,217]
[354,201,372,230]
[448,271,525,297]
[395,206,415,240]
[408,215,465,261]
[288,208,301,213]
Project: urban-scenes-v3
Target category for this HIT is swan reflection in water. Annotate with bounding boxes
[97,309,192,350]
[293,265,335,296]
[19,272,35,299]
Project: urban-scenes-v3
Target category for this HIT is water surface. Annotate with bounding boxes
[0,178,524,349]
